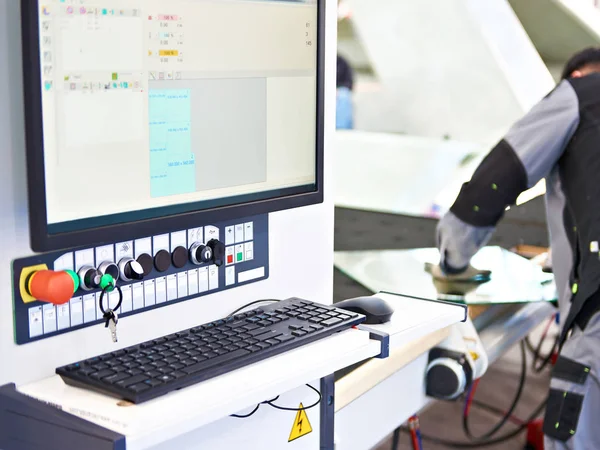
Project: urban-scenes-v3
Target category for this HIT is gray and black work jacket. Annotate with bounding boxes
[437,73,600,342]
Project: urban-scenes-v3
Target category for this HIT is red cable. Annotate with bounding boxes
[464,378,480,417]
[408,416,420,450]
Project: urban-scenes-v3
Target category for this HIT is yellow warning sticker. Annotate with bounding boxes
[288,403,313,442]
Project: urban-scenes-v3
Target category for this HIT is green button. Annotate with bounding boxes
[237,253,243,262]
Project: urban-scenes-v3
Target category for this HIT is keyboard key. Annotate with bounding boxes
[158,367,174,375]
[277,335,295,343]
[257,331,282,341]
[144,370,162,378]
[171,371,186,378]
[292,330,307,337]
[265,339,280,346]
[246,345,262,352]
[127,368,143,376]
[288,324,303,330]
[80,367,97,376]
[128,383,151,393]
[90,369,115,380]
[248,328,271,337]
[158,375,175,383]
[102,372,132,384]
[116,374,148,387]
[322,317,343,327]
[169,363,185,371]
[144,379,163,388]
[183,349,250,374]
[151,361,167,368]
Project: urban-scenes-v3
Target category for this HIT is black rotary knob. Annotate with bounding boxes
[154,250,171,272]
[136,253,154,276]
[172,246,188,268]
[78,265,101,291]
[189,242,213,265]
[207,239,225,267]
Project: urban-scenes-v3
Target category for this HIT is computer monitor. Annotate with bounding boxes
[21,0,323,252]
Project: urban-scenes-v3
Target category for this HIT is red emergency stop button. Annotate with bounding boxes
[28,270,79,305]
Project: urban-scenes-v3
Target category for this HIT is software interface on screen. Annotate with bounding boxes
[37,0,318,231]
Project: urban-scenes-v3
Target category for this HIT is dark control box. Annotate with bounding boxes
[12,215,269,345]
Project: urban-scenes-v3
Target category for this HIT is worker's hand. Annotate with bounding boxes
[424,262,491,283]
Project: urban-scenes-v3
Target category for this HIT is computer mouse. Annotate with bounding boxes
[335,296,394,324]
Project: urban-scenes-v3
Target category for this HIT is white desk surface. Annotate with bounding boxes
[359,292,466,350]
[17,292,467,449]
[19,329,379,450]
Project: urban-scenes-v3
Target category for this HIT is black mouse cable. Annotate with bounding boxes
[227,299,281,317]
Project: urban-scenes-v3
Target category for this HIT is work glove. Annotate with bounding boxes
[424,262,491,283]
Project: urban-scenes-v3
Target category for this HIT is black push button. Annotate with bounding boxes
[172,246,188,268]
[137,253,154,276]
[154,250,171,272]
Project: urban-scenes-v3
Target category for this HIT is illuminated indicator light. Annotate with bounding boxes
[227,255,233,264]
[237,253,243,262]
[473,205,479,212]
[159,50,179,56]
[112,73,118,80]
[491,183,498,190]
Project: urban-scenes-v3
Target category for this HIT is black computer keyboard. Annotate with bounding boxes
[56,298,365,403]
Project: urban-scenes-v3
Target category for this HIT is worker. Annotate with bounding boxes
[432,47,600,449]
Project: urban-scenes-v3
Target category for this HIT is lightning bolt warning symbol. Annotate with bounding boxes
[288,403,313,442]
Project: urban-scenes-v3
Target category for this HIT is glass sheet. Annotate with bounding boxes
[334,246,556,305]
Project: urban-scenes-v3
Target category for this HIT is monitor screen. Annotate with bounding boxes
[23,0,323,251]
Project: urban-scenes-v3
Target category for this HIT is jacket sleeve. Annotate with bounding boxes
[438,79,580,272]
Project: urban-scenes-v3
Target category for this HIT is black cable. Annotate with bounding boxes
[227,299,280,317]
[416,398,547,448]
[230,395,280,419]
[532,334,558,373]
[230,404,260,418]
[391,427,401,450]
[470,398,524,423]
[265,384,322,411]
[462,340,527,440]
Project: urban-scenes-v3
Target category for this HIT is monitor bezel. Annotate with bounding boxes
[21,0,325,253]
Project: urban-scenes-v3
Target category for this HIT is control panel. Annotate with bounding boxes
[12,215,268,345]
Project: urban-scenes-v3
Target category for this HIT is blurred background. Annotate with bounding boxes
[331,1,600,448]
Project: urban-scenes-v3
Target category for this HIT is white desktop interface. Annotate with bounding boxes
[38,0,318,230]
